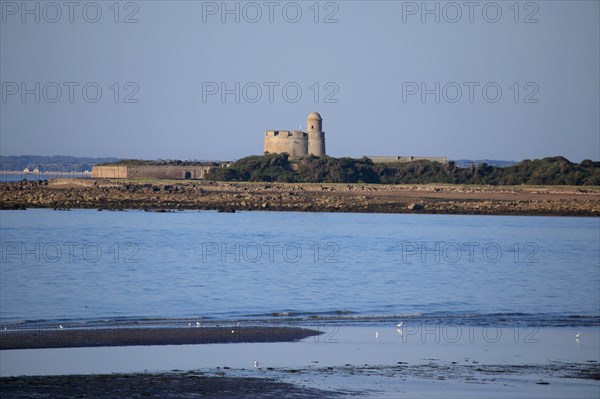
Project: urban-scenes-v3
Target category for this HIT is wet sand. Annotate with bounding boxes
[0,372,345,399]
[0,326,320,350]
[2,326,598,397]
[1,179,598,216]
[1,361,598,399]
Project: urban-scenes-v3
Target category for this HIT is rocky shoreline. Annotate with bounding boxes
[1,179,598,216]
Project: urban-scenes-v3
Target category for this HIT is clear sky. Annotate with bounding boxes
[1,0,598,162]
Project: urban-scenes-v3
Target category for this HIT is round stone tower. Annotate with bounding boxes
[307,112,326,156]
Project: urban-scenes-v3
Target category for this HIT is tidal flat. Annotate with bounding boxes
[1,179,599,216]
[2,326,598,398]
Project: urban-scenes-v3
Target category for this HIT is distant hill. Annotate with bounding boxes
[0,155,121,172]
[452,159,517,168]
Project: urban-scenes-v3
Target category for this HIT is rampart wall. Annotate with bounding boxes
[91,165,216,180]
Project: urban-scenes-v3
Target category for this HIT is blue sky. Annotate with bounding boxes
[1,0,598,162]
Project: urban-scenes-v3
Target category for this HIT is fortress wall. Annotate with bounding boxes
[91,166,128,179]
[127,165,185,179]
[366,156,447,164]
[264,131,308,158]
[188,166,215,179]
[92,165,215,180]
[411,157,447,163]
[127,165,215,179]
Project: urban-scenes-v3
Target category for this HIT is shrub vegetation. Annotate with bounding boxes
[206,154,600,185]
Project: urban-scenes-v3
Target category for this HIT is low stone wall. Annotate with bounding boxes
[91,166,127,179]
[126,165,214,180]
[91,165,215,180]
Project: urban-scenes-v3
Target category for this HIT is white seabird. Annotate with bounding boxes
[576,332,580,339]
[396,322,403,328]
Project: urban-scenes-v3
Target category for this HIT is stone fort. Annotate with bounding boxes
[264,112,326,158]
[92,111,446,179]
[264,111,446,164]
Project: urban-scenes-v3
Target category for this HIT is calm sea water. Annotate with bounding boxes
[0,173,90,182]
[1,210,598,328]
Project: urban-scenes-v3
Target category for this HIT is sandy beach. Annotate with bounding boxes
[0,326,319,350]
[1,179,599,216]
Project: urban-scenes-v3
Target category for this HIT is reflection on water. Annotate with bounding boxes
[0,172,91,182]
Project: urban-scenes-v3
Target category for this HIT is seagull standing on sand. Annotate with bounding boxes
[396,324,403,336]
